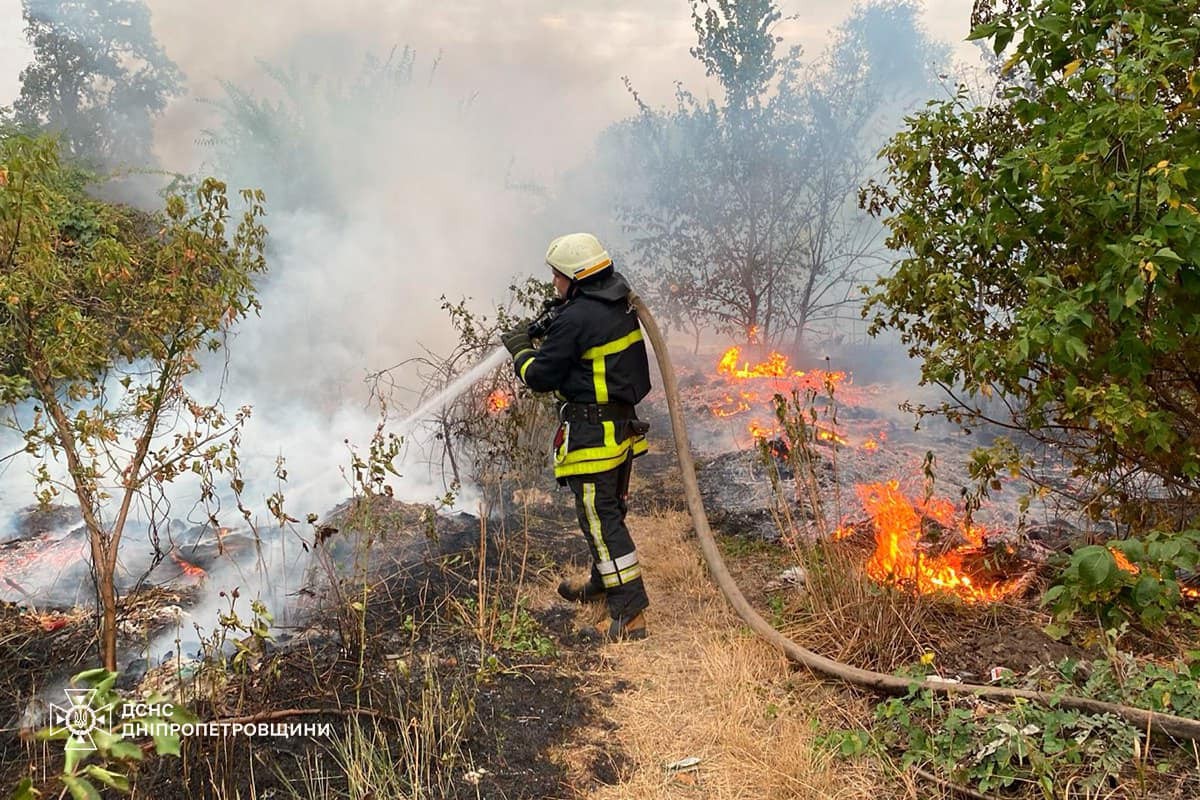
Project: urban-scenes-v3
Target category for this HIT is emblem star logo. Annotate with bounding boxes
[48,686,109,752]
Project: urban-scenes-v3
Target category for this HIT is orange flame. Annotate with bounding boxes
[708,346,851,439]
[855,481,1019,602]
[833,523,855,541]
[486,389,511,414]
[861,439,879,451]
[171,552,207,581]
[1108,547,1200,599]
[712,392,755,417]
[815,426,848,446]
[748,420,772,439]
[715,346,847,387]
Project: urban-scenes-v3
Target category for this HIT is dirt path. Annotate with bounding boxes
[540,510,896,800]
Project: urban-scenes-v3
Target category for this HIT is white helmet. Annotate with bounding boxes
[545,232,612,282]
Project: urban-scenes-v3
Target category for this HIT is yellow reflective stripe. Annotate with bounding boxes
[555,449,636,478]
[596,552,640,587]
[558,437,636,463]
[582,329,643,360]
[602,420,617,449]
[582,483,610,563]
[583,330,642,405]
[593,353,608,402]
[516,351,535,382]
[632,437,648,456]
[573,258,612,281]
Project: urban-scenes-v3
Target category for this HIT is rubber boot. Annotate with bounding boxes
[557,575,606,604]
[582,612,647,643]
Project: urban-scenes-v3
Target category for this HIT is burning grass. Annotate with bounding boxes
[851,480,1029,604]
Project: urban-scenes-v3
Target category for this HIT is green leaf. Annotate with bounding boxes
[152,733,182,756]
[59,776,100,800]
[63,742,86,775]
[71,668,111,687]
[108,739,144,761]
[994,26,1015,54]
[8,777,39,800]
[967,21,999,41]
[83,766,129,792]
[1124,278,1145,308]
[1132,575,1163,609]
[165,702,198,726]
[1041,584,1067,604]
[1075,546,1116,589]
[1044,621,1070,640]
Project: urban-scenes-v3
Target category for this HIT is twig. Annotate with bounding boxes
[4,578,39,613]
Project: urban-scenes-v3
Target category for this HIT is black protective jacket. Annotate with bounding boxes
[513,271,651,477]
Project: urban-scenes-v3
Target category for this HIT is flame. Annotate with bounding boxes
[715,346,847,388]
[708,346,852,444]
[1110,548,1138,574]
[712,391,755,417]
[1108,547,1200,600]
[855,481,1019,602]
[171,551,207,581]
[748,420,772,439]
[815,426,848,446]
[486,389,511,414]
[861,439,880,452]
[747,325,761,344]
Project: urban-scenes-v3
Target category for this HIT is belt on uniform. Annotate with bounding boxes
[558,401,636,424]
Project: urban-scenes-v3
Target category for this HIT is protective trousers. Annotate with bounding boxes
[565,456,649,620]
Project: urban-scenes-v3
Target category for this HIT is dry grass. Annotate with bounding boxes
[549,510,901,800]
[780,536,947,672]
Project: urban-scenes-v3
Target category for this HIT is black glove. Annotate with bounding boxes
[501,326,532,356]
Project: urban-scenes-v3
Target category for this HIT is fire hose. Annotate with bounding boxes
[628,291,1200,742]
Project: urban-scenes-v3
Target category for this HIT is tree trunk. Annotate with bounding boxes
[98,553,118,671]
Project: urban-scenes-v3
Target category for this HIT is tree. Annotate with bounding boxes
[863,0,1200,519]
[610,0,946,348]
[0,134,267,670]
[8,0,183,168]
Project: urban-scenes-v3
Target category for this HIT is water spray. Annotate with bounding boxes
[392,346,510,435]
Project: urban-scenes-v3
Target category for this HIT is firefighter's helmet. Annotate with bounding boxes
[545,233,612,282]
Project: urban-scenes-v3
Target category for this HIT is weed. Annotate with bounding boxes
[1043,530,1200,639]
[283,661,478,800]
[825,652,1200,799]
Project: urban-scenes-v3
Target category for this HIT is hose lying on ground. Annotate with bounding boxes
[630,292,1200,742]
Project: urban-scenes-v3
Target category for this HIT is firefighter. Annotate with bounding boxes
[500,233,652,641]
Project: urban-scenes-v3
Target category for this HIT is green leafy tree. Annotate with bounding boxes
[0,134,267,670]
[863,0,1200,516]
[611,0,946,348]
[8,0,183,167]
